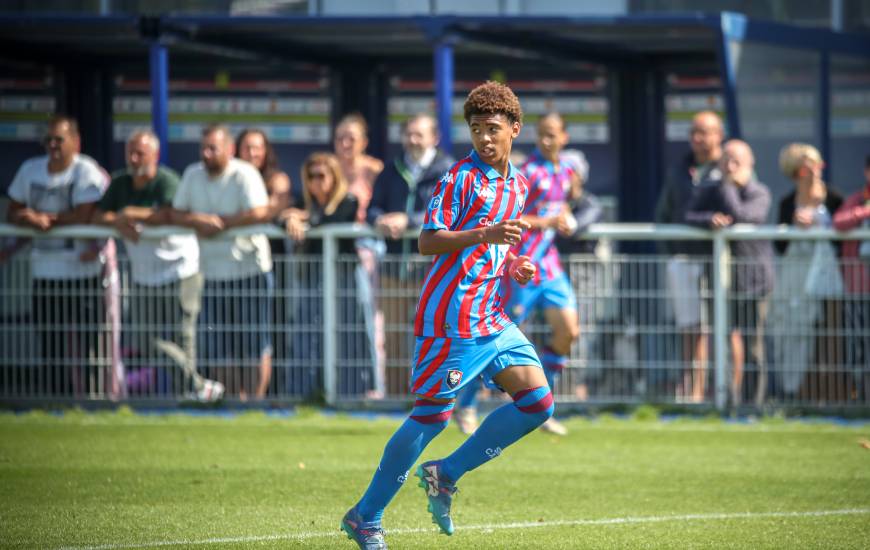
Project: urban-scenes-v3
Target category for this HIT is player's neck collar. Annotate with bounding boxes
[470,149,516,181]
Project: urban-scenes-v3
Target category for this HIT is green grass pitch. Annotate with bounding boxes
[1,409,869,549]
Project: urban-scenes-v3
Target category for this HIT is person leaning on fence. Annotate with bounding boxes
[236,128,294,376]
[333,113,387,397]
[283,152,359,253]
[236,128,293,233]
[685,139,774,411]
[771,143,845,399]
[554,149,602,256]
[6,114,109,396]
[655,111,723,403]
[366,113,455,398]
[554,148,605,400]
[832,154,870,401]
[333,113,384,224]
[279,153,359,383]
[169,123,274,401]
[92,129,224,403]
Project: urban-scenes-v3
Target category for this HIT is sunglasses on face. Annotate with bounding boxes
[308,172,327,180]
[43,135,65,146]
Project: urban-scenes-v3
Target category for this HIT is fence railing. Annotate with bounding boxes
[1,222,868,412]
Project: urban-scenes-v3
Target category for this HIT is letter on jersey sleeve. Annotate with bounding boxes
[422,172,466,232]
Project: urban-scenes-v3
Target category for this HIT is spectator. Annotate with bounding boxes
[366,113,454,396]
[555,149,604,400]
[655,111,723,403]
[285,153,359,253]
[5,114,107,396]
[772,143,845,398]
[333,113,385,393]
[685,139,774,409]
[333,113,384,223]
[236,128,293,377]
[555,149,603,256]
[236,128,292,221]
[282,153,358,389]
[92,129,223,402]
[833,155,870,402]
[170,123,274,401]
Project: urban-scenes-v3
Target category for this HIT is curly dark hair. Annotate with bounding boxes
[463,81,523,125]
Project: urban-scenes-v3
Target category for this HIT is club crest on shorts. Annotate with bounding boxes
[446,369,463,389]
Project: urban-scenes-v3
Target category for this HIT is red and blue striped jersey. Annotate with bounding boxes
[415,150,529,339]
[512,150,575,283]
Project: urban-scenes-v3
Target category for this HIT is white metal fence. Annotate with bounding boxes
[0,222,868,412]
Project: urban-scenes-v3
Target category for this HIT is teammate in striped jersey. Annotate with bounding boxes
[455,113,581,436]
[342,82,555,549]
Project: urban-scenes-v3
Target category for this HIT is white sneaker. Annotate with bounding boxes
[197,380,225,403]
[540,416,568,436]
[453,407,478,435]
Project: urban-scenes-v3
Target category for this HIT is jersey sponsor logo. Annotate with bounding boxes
[479,217,494,226]
[446,369,463,389]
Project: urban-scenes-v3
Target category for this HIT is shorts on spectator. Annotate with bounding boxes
[666,255,709,329]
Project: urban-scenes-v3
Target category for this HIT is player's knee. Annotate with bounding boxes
[409,397,455,429]
[511,386,554,426]
[551,327,578,355]
[569,322,581,341]
[550,335,572,356]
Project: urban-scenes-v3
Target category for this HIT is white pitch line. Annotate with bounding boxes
[57,508,870,550]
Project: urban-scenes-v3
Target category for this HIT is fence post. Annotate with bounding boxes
[322,229,338,407]
[712,231,729,412]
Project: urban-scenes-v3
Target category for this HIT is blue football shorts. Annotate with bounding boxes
[409,324,543,400]
[506,272,577,324]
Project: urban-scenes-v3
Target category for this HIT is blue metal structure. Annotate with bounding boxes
[433,37,455,154]
[148,41,170,164]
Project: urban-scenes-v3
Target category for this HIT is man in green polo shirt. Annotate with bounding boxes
[93,129,223,402]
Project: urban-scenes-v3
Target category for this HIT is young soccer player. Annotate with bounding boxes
[454,112,582,436]
[341,81,554,549]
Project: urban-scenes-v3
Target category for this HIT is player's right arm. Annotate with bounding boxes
[418,219,529,256]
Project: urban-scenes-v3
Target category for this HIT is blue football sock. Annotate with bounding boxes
[440,386,554,483]
[355,399,453,524]
[540,346,567,391]
[457,376,482,409]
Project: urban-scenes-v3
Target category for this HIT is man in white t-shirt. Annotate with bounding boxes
[92,129,223,402]
[170,123,274,401]
[6,115,107,395]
